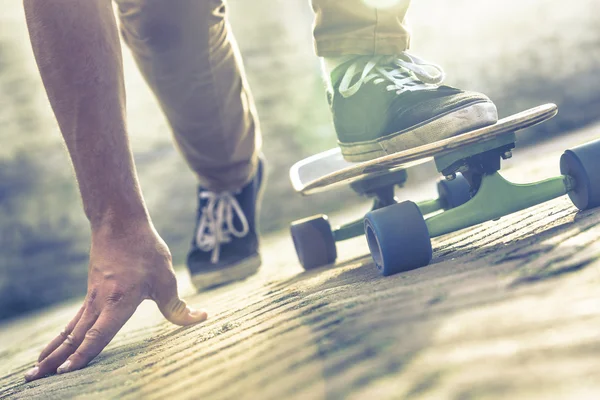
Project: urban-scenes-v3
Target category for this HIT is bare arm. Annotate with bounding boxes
[23,0,207,381]
[25,0,142,227]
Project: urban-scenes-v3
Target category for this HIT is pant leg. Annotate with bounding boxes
[115,0,260,192]
[311,0,412,57]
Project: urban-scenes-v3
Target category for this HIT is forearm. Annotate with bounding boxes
[24,0,149,231]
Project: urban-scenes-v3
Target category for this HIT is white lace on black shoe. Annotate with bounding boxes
[194,191,249,264]
[187,158,265,291]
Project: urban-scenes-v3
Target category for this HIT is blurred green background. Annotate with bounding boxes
[1,0,600,320]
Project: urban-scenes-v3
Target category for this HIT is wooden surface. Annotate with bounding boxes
[289,148,429,195]
[2,129,600,399]
[298,104,558,195]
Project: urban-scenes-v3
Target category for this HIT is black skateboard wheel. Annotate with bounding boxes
[290,215,337,270]
[560,138,600,211]
[437,173,472,210]
[364,201,432,276]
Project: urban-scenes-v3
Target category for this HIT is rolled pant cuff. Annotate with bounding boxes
[193,155,259,193]
[314,35,410,57]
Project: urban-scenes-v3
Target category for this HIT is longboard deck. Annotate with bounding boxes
[289,148,430,194]
[292,103,558,196]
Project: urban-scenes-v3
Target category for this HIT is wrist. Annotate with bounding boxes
[89,211,172,267]
[89,206,152,237]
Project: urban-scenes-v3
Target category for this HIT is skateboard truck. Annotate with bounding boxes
[437,132,517,193]
[336,163,472,241]
[364,137,600,276]
[334,181,397,242]
[425,133,576,238]
[291,165,472,269]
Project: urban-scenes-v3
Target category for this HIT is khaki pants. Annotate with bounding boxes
[116,0,411,191]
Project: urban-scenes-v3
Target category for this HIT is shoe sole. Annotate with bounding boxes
[339,101,499,162]
[191,254,261,290]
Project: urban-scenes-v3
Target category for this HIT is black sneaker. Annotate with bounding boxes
[187,158,265,290]
[329,53,498,162]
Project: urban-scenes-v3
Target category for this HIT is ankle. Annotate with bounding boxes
[321,55,359,88]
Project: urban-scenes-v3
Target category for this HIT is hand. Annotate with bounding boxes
[24,221,207,381]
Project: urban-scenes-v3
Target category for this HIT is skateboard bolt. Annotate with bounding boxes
[502,150,513,160]
[445,173,456,181]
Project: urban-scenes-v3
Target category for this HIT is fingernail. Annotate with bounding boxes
[57,360,71,374]
[190,309,207,318]
[24,367,39,380]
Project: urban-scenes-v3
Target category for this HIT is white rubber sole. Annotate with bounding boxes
[339,102,499,162]
[191,254,261,291]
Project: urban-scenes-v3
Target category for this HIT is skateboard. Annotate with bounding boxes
[289,103,600,276]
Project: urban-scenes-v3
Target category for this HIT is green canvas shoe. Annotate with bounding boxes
[328,53,498,162]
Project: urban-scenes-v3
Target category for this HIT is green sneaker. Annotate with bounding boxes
[329,53,498,162]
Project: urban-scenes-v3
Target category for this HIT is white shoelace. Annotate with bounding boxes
[195,191,250,264]
[338,53,446,98]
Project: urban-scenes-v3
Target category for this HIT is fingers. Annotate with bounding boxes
[25,306,99,381]
[154,272,207,326]
[24,268,207,382]
[37,305,85,362]
[57,302,137,374]
[24,288,140,381]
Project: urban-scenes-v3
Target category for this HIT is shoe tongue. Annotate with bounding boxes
[331,55,420,88]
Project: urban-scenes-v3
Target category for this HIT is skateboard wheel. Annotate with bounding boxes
[560,138,600,211]
[437,173,472,209]
[290,215,337,270]
[364,201,432,276]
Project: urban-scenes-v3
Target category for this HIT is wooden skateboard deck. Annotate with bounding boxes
[291,103,558,196]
